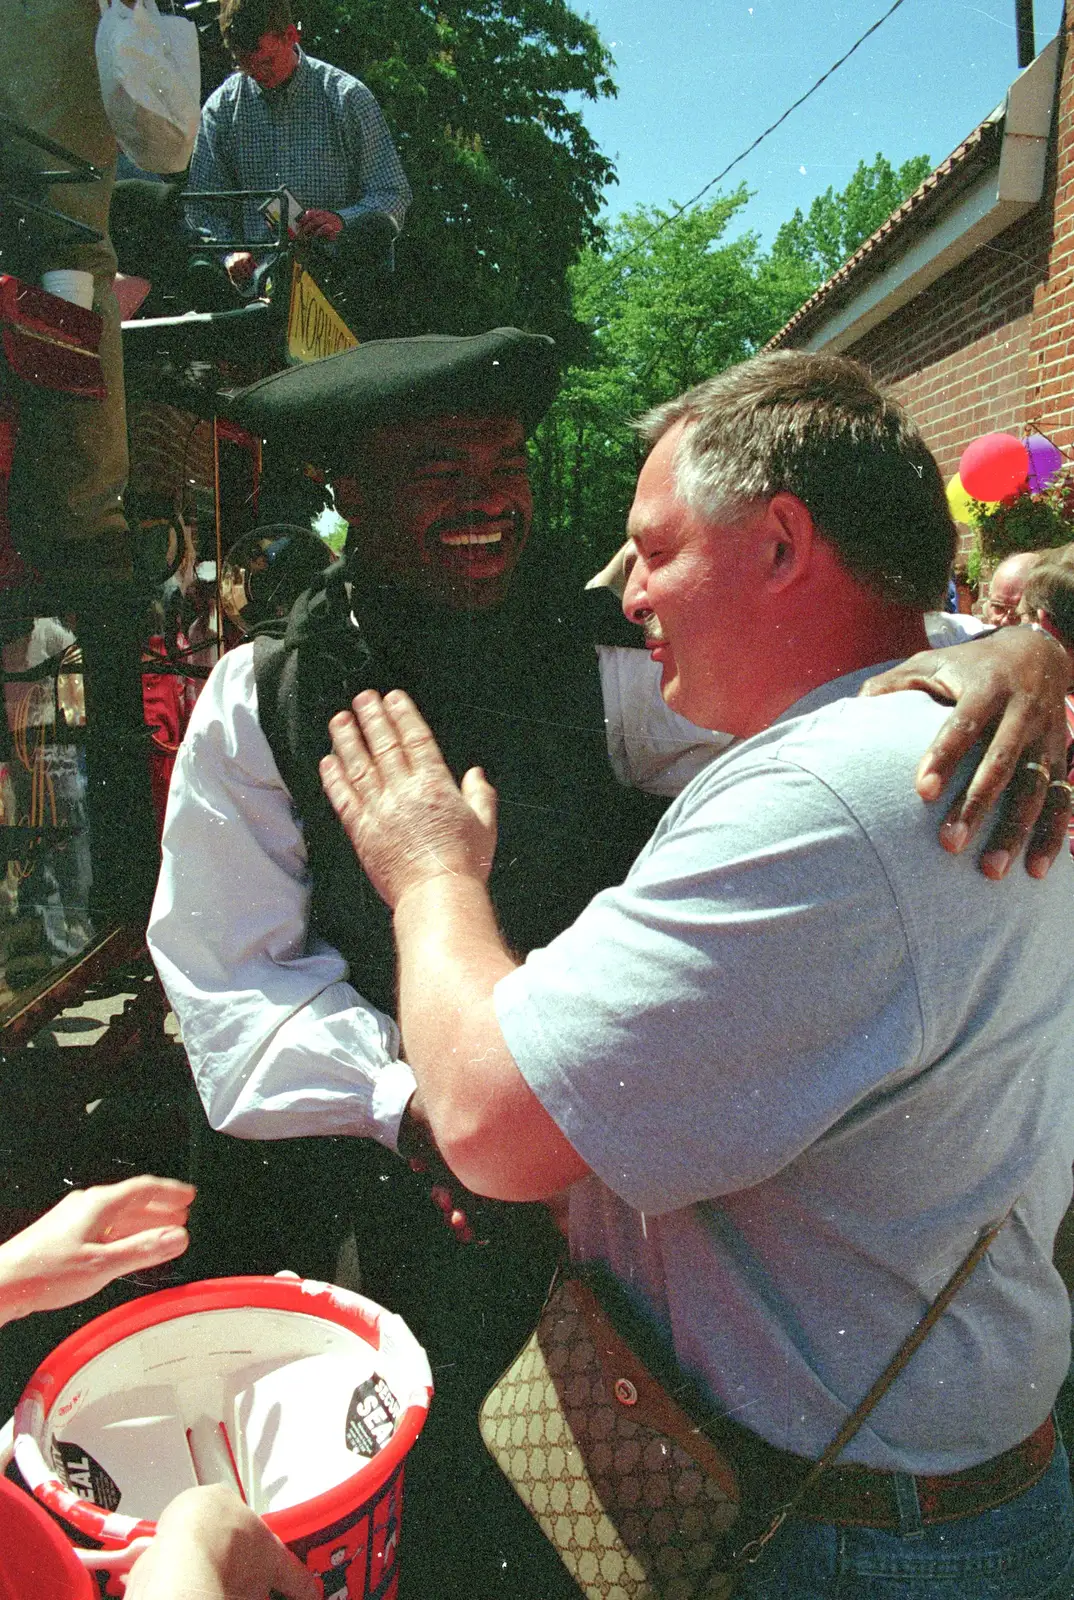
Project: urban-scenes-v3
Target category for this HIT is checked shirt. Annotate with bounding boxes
[186,51,410,251]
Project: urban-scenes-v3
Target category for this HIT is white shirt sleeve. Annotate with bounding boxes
[598,621,988,800]
[923,611,989,644]
[147,645,416,1148]
[596,645,733,796]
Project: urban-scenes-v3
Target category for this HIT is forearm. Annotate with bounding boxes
[394,876,520,1185]
[0,1244,34,1327]
[339,193,406,227]
[395,874,517,1090]
[319,691,590,1197]
[0,1241,55,1325]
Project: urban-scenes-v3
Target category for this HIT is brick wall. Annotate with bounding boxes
[845,205,1050,481]
[1027,6,1074,444]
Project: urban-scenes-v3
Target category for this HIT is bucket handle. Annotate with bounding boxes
[72,1539,152,1575]
[0,1416,152,1576]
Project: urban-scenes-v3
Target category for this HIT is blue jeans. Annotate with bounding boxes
[734,1434,1074,1599]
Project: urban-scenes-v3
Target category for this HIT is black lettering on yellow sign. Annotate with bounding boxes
[286,264,358,364]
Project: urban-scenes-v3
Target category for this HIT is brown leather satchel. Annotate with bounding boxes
[479,1213,1010,1600]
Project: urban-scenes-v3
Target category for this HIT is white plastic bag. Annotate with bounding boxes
[95,0,201,175]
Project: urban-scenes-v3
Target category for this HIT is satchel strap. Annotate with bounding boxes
[728,1204,1014,1576]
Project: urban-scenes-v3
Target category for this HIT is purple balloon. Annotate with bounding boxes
[1026,433,1064,493]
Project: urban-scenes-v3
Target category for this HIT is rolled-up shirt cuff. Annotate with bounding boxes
[338,202,403,230]
[186,982,417,1151]
[370,1056,419,1149]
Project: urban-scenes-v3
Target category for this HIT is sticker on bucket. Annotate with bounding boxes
[300,1471,402,1600]
[345,1376,400,1459]
[313,1541,358,1600]
[50,1441,121,1511]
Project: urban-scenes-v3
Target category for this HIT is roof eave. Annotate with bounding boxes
[766,33,1059,353]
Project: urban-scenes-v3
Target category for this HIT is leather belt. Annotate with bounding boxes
[724,1412,1056,1531]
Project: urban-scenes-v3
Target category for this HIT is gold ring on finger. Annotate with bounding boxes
[1021,760,1051,784]
[1048,778,1074,799]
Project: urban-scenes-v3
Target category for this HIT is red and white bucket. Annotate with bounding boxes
[1,1276,432,1600]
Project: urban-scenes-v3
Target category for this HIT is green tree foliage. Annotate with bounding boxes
[769,152,933,288]
[296,0,616,338]
[535,152,932,577]
[532,188,772,579]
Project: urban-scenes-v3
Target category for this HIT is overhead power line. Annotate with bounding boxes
[602,0,910,275]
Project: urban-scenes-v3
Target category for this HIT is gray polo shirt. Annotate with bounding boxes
[495,667,1074,1471]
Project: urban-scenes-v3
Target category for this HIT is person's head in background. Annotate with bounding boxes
[985,550,1040,627]
[1020,545,1074,660]
[219,0,300,90]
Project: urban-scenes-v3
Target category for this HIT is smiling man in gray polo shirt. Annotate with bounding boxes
[320,351,1074,1599]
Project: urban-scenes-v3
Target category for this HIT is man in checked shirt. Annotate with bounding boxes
[186,0,411,306]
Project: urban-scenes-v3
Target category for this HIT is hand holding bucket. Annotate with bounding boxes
[123,1487,317,1600]
[0,1474,311,1600]
[0,1428,307,1600]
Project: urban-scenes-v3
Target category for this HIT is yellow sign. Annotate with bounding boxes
[286,262,358,364]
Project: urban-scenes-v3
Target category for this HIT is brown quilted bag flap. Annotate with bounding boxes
[550,1276,740,1504]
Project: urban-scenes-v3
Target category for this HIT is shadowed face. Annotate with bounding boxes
[333,415,533,610]
[231,25,300,89]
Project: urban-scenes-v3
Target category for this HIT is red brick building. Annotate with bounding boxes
[768,11,1074,511]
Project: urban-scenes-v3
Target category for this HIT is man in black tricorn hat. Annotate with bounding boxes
[148,330,1071,1600]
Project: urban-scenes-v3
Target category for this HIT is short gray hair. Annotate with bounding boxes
[1022,545,1074,647]
[637,351,955,608]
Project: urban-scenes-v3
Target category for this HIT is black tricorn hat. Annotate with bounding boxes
[223,328,558,468]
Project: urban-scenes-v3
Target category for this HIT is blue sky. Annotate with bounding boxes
[571,0,1060,245]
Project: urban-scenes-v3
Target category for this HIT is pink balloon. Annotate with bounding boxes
[1025,433,1064,493]
[959,433,1029,501]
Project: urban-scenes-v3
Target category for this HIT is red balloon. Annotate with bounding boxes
[959,433,1029,501]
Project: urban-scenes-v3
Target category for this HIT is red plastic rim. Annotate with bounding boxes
[14,1276,432,1548]
[0,1479,96,1600]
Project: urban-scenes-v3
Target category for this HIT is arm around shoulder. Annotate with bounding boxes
[862,623,1072,876]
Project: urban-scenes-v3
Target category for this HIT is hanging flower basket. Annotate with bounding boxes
[971,464,1074,561]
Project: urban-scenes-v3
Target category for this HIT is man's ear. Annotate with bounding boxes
[762,492,815,593]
